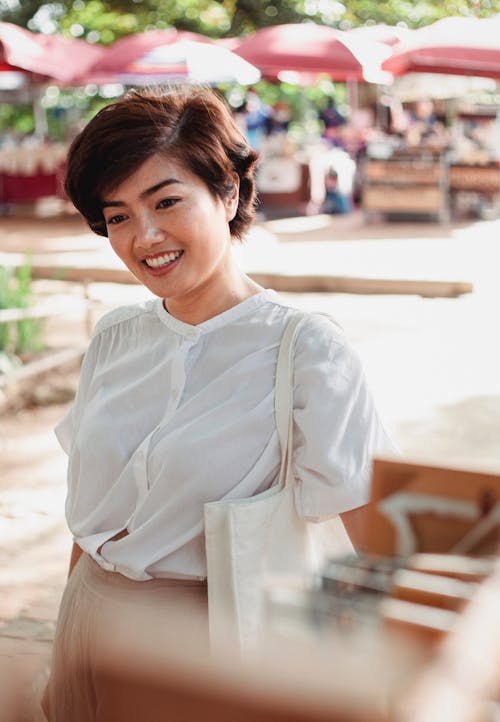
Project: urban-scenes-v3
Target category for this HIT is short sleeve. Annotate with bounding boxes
[54,333,100,455]
[291,315,399,520]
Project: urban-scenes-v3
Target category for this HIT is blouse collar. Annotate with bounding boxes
[154,289,279,339]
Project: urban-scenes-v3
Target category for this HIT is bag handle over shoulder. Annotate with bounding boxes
[275,312,308,490]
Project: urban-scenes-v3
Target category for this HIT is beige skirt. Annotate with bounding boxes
[44,553,208,722]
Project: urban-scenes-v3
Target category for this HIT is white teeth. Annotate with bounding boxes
[144,251,182,268]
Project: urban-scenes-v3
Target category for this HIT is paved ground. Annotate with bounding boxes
[1,207,500,717]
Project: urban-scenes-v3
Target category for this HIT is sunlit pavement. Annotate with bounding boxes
[1,208,500,683]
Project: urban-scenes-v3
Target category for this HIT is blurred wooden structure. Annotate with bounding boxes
[362,151,500,223]
[366,458,500,557]
[362,152,449,223]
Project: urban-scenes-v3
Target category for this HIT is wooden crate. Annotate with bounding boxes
[363,186,444,214]
[449,164,500,194]
[365,161,442,184]
[362,154,449,221]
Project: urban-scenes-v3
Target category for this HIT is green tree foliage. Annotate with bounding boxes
[0,103,35,134]
[2,0,500,41]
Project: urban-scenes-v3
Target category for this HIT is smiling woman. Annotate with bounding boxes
[42,85,398,722]
[64,86,261,323]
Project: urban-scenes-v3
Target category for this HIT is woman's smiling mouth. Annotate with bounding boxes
[143,250,184,268]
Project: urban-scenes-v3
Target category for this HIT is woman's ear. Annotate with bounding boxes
[225,175,240,222]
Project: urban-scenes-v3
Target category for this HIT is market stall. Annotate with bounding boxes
[357,16,500,221]
[0,22,107,209]
[256,134,358,217]
[448,108,500,217]
[361,146,500,223]
[362,148,449,222]
[0,140,67,206]
[361,93,500,221]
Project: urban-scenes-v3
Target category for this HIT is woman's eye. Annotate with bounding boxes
[106,214,127,226]
[157,198,178,209]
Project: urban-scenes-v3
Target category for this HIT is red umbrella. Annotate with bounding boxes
[0,21,105,84]
[120,40,260,85]
[383,16,500,79]
[36,33,106,85]
[1,23,43,69]
[0,22,48,82]
[232,23,391,82]
[87,29,214,80]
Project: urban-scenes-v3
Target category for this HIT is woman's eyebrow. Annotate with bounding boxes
[102,178,183,208]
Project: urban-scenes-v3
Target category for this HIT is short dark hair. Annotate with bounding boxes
[64,85,259,240]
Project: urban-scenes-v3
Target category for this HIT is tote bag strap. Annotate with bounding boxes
[275,312,309,490]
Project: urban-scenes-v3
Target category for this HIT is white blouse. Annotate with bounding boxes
[56,289,397,581]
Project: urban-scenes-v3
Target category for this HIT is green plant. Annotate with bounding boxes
[0,258,45,363]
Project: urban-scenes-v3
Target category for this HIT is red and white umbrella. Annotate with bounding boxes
[0,21,105,85]
[0,22,46,77]
[86,29,210,79]
[121,39,261,85]
[232,22,392,83]
[84,29,259,85]
[383,16,500,79]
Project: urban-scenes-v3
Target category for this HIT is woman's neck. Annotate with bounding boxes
[163,270,264,326]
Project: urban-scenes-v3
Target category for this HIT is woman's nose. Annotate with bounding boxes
[137,218,166,246]
[145,227,165,241]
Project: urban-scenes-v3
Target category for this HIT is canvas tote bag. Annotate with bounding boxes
[204,312,354,655]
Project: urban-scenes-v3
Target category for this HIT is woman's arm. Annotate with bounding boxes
[68,541,84,577]
[292,315,398,549]
[340,505,370,552]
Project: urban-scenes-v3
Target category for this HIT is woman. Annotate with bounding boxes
[43,85,396,720]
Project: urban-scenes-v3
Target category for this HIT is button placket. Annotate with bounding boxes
[164,356,184,417]
[162,334,197,421]
[144,333,199,491]
[184,337,203,376]
[133,435,151,496]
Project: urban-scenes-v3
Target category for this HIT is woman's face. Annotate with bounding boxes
[101,154,239,318]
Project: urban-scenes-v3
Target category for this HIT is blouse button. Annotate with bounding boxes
[186,330,197,340]
[171,388,179,400]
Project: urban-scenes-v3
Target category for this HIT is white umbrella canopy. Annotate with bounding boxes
[117,39,261,86]
[346,24,414,47]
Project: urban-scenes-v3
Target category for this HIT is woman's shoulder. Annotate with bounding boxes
[299,311,345,342]
[92,298,158,338]
[278,307,347,355]
[259,294,348,357]
[265,294,343,336]
[276,308,366,390]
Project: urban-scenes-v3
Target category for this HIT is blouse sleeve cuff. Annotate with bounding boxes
[294,463,373,521]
